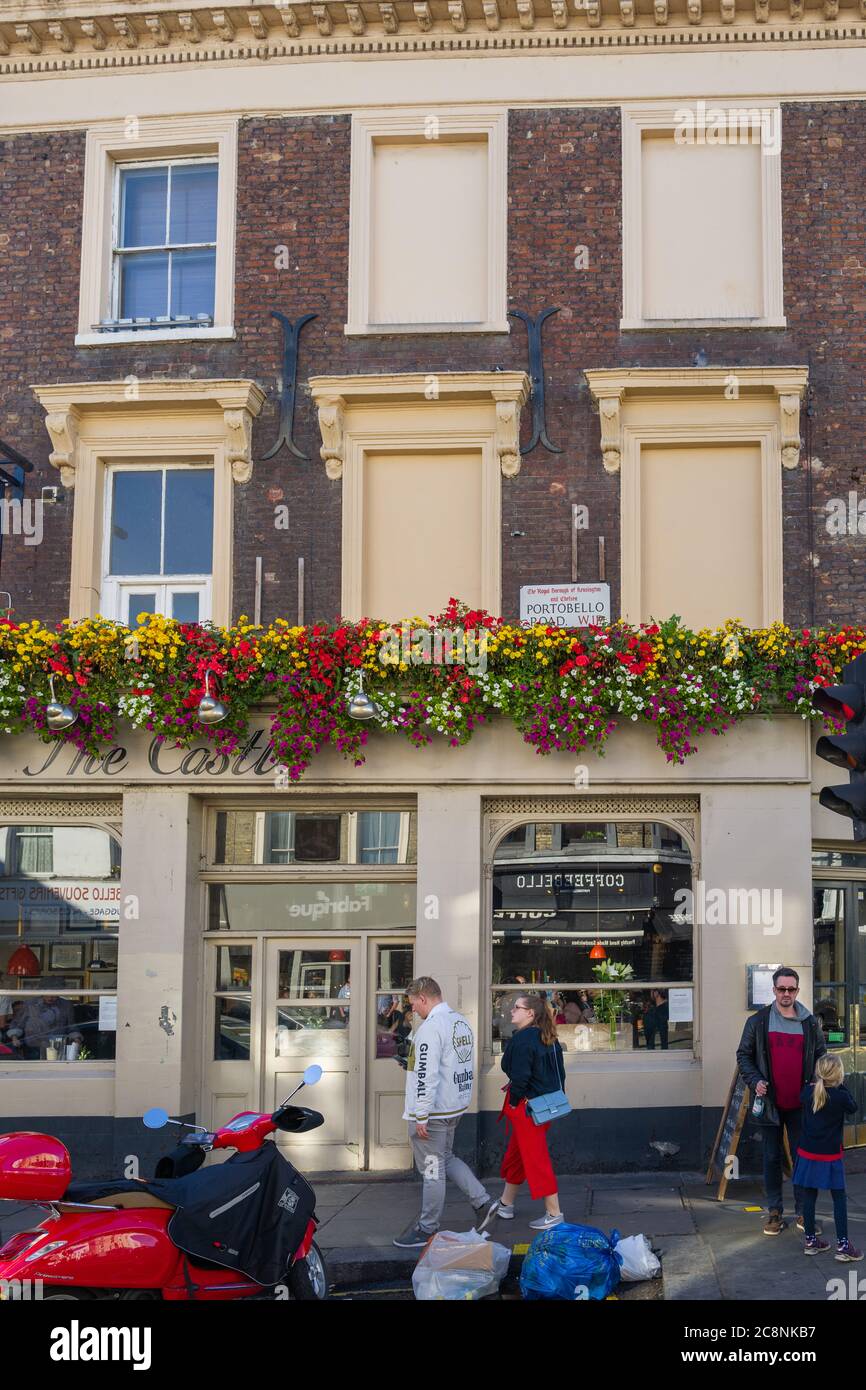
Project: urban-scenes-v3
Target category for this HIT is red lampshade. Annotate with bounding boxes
[589,941,607,961]
[328,950,347,962]
[7,944,41,978]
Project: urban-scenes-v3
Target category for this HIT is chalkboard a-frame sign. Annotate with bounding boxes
[706,1068,751,1201]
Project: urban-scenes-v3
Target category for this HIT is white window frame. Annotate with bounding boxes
[101,462,214,625]
[110,155,219,327]
[76,116,238,347]
[346,107,509,336]
[621,103,785,331]
[357,810,408,865]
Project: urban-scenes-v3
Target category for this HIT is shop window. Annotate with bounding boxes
[0,824,119,1064]
[77,116,237,346]
[213,809,416,866]
[102,464,214,625]
[621,106,784,329]
[490,819,694,1055]
[347,110,507,335]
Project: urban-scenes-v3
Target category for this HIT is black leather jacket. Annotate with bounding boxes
[736,1005,826,1126]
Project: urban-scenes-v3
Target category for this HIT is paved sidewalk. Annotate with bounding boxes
[2,1155,863,1298]
[314,1155,866,1298]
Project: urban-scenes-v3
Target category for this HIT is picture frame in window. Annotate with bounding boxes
[89,939,118,969]
[49,943,86,971]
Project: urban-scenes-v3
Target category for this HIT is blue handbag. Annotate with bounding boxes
[526,1046,571,1126]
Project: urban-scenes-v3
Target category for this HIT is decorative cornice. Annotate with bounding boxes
[2,1,866,75]
[584,366,809,474]
[30,379,266,487]
[309,370,530,479]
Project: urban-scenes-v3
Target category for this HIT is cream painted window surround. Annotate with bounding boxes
[76,116,238,347]
[309,372,529,620]
[30,380,265,626]
[621,104,785,330]
[584,366,809,626]
[346,109,508,336]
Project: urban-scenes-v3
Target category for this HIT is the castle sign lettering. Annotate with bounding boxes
[20,728,280,781]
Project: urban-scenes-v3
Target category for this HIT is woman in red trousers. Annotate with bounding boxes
[493,994,565,1231]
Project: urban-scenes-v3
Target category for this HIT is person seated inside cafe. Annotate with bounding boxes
[6,994,83,1060]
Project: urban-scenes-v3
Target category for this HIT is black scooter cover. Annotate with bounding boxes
[149,1142,316,1286]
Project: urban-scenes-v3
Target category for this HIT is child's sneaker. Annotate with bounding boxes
[803,1235,830,1256]
[496,1202,515,1220]
[835,1239,864,1262]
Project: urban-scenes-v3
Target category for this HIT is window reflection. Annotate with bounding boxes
[0,993,115,1061]
[491,820,693,1054]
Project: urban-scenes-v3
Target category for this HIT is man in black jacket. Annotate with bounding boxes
[736,967,826,1236]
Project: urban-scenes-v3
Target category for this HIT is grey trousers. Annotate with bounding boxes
[409,1116,490,1233]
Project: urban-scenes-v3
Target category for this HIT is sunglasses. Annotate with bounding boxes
[775,985,798,993]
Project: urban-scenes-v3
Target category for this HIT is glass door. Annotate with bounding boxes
[264,939,363,1170]
[367,937,414,1170]
[813,882,866,1146]
[203,939,259,1130]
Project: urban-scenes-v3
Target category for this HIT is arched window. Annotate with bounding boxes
[491,820,694,1055]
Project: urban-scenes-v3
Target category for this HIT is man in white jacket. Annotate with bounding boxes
[393,976,497,1248]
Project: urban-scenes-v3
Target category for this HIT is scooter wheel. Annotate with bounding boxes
[287,1241,329,1300]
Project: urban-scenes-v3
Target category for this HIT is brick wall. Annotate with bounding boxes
[1,102,864,629]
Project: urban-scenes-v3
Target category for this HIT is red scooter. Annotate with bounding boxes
[0,1064,328,1301]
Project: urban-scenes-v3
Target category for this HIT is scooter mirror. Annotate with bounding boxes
[142,1107,170,1130]
[302,1064,323,1087]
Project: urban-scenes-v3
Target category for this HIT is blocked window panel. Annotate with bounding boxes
[361,451,483,619]
[639,443,764,628]
[640,134,764,321]
[369,139,489,327]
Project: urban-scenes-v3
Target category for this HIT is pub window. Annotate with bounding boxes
[0,824,120,1064]
[102,463,214,626]
[111,159,218,327]
[491,819,694,1055]
[358,811,403,864]
[213,809,416,866]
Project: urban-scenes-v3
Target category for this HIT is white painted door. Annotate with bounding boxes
[264,939,363,1171]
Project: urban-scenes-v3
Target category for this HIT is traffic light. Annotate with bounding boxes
[813,651,866,840]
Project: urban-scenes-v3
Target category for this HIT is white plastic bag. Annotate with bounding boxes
[412,1229,511,1301]
[613,1233,661,1282]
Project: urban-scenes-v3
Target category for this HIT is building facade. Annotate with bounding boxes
[0,1,865,1174]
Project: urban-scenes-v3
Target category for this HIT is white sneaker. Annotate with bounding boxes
[496,1202,515,1220]
[529,1212,564,1230]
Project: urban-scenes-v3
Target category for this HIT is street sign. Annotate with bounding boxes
[519,582,610,629]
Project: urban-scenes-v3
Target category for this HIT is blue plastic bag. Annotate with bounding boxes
[519,1222,622,1301]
